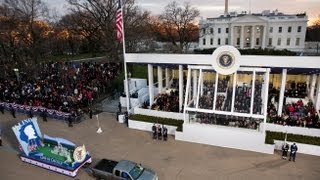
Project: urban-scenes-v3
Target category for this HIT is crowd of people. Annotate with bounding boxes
[150,91,179,112]
[234,81,263,114]
[285,82,307,98]
[268,99,320,128]
[0,61,121,119]
[194,113,261,130]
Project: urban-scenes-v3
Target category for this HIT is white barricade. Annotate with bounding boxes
[134,107,186,120]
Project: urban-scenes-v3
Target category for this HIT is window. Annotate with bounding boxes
[202,28,206,34]
[278,27,282,33]
[268,38,272,46]
[115,170,120,177]
[226,28,229,33]
[236,38,240,45]
[237,27,241,34]
[218,28,221,33]
[287,38,291,46]
[129,165,144,180]
[202,38,206,45]
[277,38,281,46]
[288,26,292,33]
[121,172,132,180]
[210,28,213,34]
[269,27,273,33]
[210,38,213,45]
[225,38,229,45]
[297,26,302,32]
[296,38,300,46]
[256,38,260,45]
[256,26,261,33]
[218,38,221,45]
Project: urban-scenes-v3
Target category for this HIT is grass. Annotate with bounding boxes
[36,144,74,162]
[128,64,148,79]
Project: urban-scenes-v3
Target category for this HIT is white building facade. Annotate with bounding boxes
[199,10,307,52]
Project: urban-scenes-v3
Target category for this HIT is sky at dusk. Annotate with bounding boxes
[45,0,320,25]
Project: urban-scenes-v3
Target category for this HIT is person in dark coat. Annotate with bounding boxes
[28,110,33,118]
[289,143,298,162]
[152,124,156,139]
[68,115,73,127]
[10,106,16,118]
[0,105,4,114]
[157,125,162,140]
[282,143,289,159]
[42,110,47,122]
[163,125,168,141]
[88,108,93,119]
[118,102,122,113]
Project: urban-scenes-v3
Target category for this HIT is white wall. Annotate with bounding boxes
[265,123,320,137]
[134,107,186,120]
[128,119,177,135]
[274,140,320,156]
[175,123,274,154]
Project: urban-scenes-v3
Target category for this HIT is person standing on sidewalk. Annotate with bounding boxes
[282,143,289,159]
[289,143,298,162]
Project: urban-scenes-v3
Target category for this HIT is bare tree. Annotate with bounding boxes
[67,0,151,59]
[159,1,199,53]
[2,0,50,72]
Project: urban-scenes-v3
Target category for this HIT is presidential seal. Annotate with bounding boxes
[211,46,241,75]
[73,145,86,163]
[217,52,235,69]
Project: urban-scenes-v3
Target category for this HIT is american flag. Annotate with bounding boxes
[115,0,123,41]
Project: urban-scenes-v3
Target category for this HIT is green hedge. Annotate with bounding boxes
[129,114,184,132]
[265,131,320,146]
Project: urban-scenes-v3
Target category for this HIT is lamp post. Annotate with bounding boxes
[13,68,20,82]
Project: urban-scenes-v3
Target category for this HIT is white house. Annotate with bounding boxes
[199,9,307,52]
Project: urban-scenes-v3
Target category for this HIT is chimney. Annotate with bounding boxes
[224,0,229,17]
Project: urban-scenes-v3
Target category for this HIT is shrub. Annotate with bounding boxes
[265,131,320,146]
[129,114,184,131]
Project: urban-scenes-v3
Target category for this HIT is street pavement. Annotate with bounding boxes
[1,111,320,180]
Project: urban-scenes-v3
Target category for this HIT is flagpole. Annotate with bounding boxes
[119,0,131,114]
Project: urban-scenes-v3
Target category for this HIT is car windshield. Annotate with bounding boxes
[129,164,144,180]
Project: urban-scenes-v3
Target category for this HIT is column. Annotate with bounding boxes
[263,69,271,133]
[165,68,169,89]
[179,65,183,111]
[306,75,310,95]
[213,73,219,110]
[231,72,237,113]
[240,25,244,49]
[315,76,320,112]
[251,25,255,48]
[262,26,266,49]
[148,64,154,108]
[310,74,317,101]
[250,71,256,114]
[183,67,192,122]
[278,69,287,116]
[230,25,234,46]
[200,72,204,96]
[196,70,203,109]
[192,70,198,99]
[157,66,163,93]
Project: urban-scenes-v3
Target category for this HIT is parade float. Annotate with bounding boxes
[12,118,92,177]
